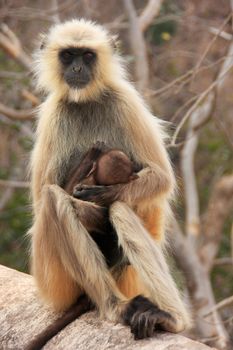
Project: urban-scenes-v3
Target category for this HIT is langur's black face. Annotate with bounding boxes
[59,47,96,89]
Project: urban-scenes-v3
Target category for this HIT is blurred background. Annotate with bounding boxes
[0,0,232,348]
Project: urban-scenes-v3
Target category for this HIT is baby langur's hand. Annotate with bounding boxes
[73,184,107,202]
[73,183,121,206]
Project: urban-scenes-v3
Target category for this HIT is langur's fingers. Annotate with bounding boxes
[122,295,177,339]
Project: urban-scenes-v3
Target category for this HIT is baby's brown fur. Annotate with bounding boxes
[64,142,138,268]
[64,142,138,195]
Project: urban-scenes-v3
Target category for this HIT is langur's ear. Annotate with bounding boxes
[110,35,120,52]
[39,33,47,50]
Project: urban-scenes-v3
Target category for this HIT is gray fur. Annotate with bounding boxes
[55,90,136,186]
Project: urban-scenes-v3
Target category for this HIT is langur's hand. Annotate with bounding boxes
[73,183,122,206]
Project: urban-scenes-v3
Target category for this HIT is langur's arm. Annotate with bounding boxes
[73,158,175,207]
[32,184,171,339]
[73,165,171,206]
[117,162,174,206]
[73,117,175,206]
[110,201,191,332]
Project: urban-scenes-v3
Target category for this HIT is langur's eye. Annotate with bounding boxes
[83,51,96,64]
[60,50,73,64]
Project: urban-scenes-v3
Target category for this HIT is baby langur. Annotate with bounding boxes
[84,148,138,186]
[65,142,138,268]
[65,141,138,193]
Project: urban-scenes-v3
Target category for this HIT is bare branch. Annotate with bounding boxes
[204,295,233,317]
[123,0,149,92]
[175,17,233,248]
[180,92,215,242]
[0,114,34,140]
[0,1,78,21]
[214,257,233,266]
[149,55,229,99]
[171,61,233,146]
[190,13,232,84]
[0,102,34,121]
[21,89,40,107]
[179,35,233,254]
[123,0,164,92]
[170,219,229,348]
[50,0,60,24]
[208,26,233,41]
[139,0,164,33]
[200,175,233,271]
[231,223,233,260]
[0,24,32,70]
[0,187,14,211]
[0,179,30,188]
[0,71,26,79]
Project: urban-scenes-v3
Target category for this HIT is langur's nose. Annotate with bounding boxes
[72,66,82,73]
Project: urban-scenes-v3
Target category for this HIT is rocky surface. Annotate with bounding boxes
[0,264,216,350]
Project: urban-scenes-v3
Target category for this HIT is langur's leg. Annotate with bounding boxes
[110,201,191,333]
[32,184,169,339]
[30,222,81,312]
[31,184,124,320]
[70,197,110,234]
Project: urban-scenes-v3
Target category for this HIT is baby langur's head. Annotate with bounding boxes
[35,19,123,102]
[94,150,138,186]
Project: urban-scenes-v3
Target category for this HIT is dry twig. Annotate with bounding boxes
[0,179,30,188]
[123,0,149,92]
[170,219,229,348]
[200,175,233,271]
[0,103,34,121]
[21,90,40,107]
[204,296,233,317]
[139,0,164,32]
[0,23,32,70]
[214,257,233,266]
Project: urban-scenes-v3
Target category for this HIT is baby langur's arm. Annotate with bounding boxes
[64,141,109,194]
[73,147,140,205]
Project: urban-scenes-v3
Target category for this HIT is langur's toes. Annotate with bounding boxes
[121,295,176,339]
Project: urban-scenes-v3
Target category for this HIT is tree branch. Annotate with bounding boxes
[214,257,233,266]
[139,0,164,33]
[0,24,32,70]
[180,92,215,242]
[204,295,233,317]
[200,175,233,271]
[179,24,233,248]
[21,89,40,107]
[0,179,30,188]
[123,0,149,92]
[0,102,34,121]
[170,219,230,349]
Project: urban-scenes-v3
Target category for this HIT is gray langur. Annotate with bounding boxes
[29,18,191,343]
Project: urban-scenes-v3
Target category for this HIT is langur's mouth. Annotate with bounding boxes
[66,79,89,89]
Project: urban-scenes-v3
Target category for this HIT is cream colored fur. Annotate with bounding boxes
[30,19,191,332]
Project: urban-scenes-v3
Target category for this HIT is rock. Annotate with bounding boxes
[0,264,216,350]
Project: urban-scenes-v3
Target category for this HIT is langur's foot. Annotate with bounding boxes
[121,295,176,339]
